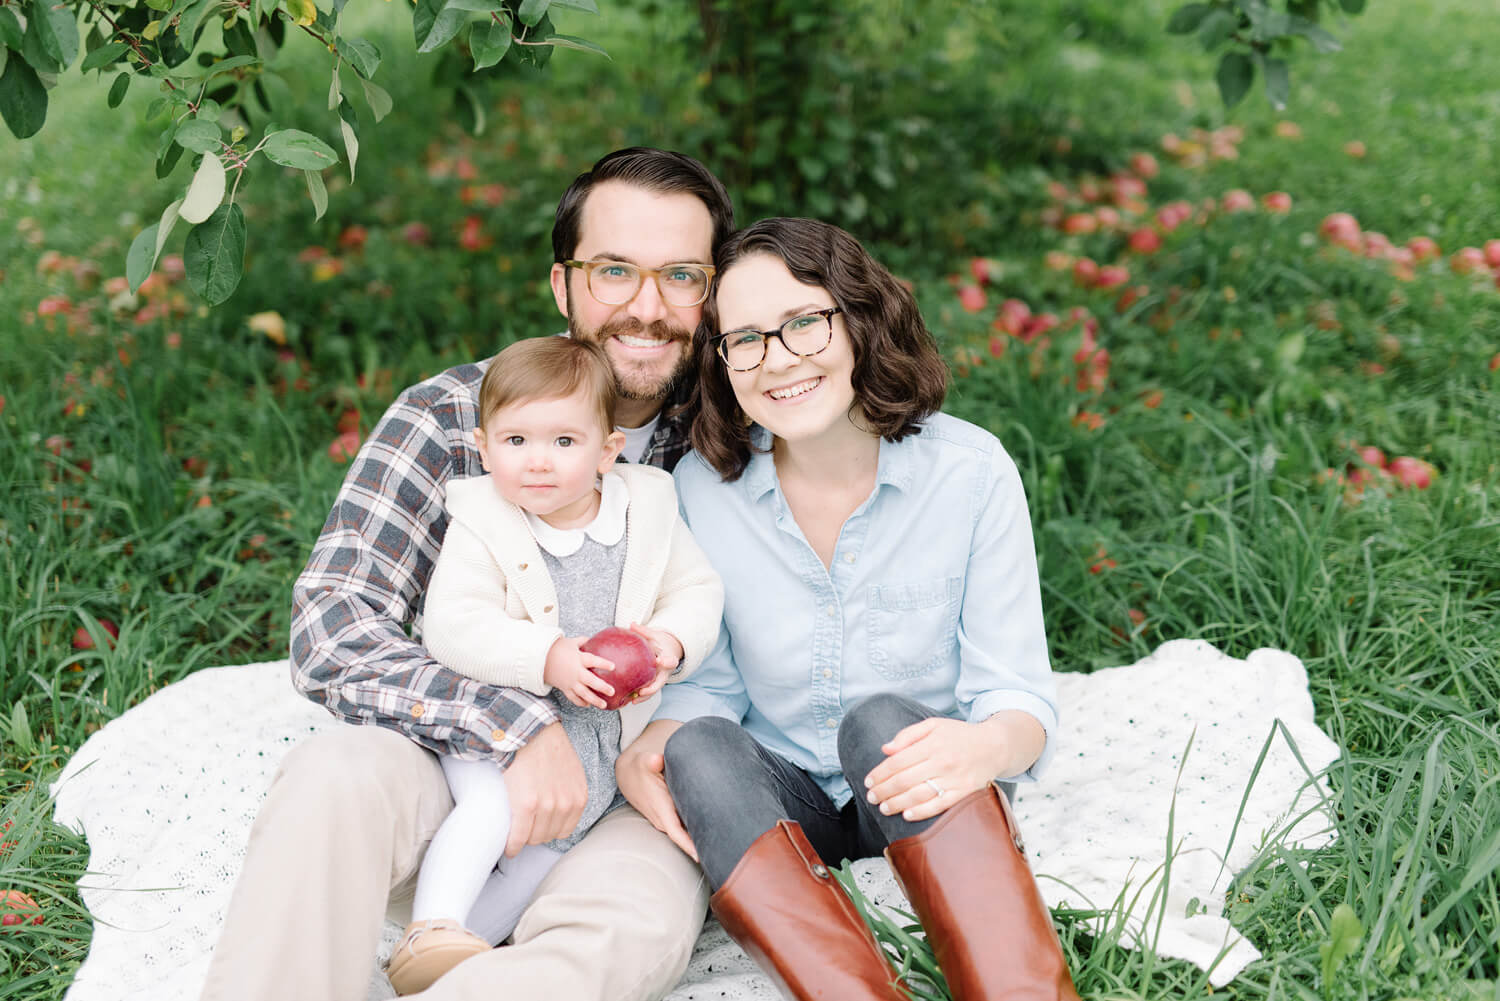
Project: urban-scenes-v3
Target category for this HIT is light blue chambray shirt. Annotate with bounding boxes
[656,412,1059,809]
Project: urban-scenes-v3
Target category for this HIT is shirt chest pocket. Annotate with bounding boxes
[866,577,962,681]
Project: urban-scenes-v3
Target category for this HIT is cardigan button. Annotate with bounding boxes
[491,729,506,742]
[411,704,424,719]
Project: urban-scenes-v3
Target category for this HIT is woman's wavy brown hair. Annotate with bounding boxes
[688,218,948,481]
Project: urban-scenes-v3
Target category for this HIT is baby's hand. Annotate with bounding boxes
[626,623,684,701]
[543,636,616,709]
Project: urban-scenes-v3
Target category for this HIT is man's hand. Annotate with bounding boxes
[616,719,697,860]
[502,722,587,856]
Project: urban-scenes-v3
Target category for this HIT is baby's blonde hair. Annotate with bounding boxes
[478,337,618,434]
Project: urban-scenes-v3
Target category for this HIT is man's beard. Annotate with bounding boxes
[570,314,695,402]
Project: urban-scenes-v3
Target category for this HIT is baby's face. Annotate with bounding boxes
[474,390,624,528]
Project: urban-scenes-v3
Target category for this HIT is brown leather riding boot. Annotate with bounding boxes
[884,784,1081,1001]
[710,820,907,1001]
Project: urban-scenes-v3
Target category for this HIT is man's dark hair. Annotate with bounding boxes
[689,217,950,481]
[551,148,735,263]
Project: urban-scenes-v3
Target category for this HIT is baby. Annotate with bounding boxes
[385,336,723,993]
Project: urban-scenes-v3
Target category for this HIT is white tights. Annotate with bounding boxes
[411,755,566,944]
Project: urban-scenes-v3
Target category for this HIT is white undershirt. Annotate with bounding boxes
[617,414,661,465]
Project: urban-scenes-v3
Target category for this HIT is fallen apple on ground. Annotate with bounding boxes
[581,627,659,710]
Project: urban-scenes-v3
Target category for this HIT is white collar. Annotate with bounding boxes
[524,470,629,557]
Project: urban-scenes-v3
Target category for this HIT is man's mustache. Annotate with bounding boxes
[598,318,691,344]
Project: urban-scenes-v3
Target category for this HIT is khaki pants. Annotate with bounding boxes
[199,725,708,1001]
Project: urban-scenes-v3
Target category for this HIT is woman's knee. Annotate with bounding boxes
[663,717,758,820]
[838,692,931,764]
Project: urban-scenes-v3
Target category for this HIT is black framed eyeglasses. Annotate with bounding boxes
[714,307,842,372]
[562,259,716,308]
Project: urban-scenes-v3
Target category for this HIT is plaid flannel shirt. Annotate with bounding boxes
[289,355,693,766]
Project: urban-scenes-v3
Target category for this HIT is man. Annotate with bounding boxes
[199,148,735,1001]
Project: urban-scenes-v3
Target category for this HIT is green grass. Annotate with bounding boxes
[3,0,1498,997]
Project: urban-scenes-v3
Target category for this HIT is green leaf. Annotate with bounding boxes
[196,98,221,122]
[1288,17,1342,53]
[179,150,227,223]
[0,53,47,138]
[106,69,130,107]
[262,128,339,169]
[183,203,246,305]
[1215,50,1254,108]
[447,0,507,10]
[156,140,185,178]
[1339,0,1365,11]
[180,54,261,79]
[1262,55,1289,110]
[126,222,161,292]
[48,4,79,67]
[517,0,550,26]
[304,167,327,220]
[327,65,341,111]
[413,0,468,54]
[544,32,608,58]
[284,0,316,26]
[1197,9,1236,50]
[0,8,22,51]
[454,81,484,135]
[175,118,222,152]
[1319,903,1363,990]
[155,197,184,261]
[337,36,381,78]
[22,1,64,73]
[81,40,130,72]
[359,77,392,122]
[1166,3,1211,34]
[339,111,357,182]
[469,18,511,70]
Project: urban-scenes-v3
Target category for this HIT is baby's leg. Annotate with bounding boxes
[411,756,511,924]
[464,843,566,944]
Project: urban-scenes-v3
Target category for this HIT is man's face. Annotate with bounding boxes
[550,181,716,407]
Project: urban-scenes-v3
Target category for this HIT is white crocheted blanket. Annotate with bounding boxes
[51,639,1341,1000]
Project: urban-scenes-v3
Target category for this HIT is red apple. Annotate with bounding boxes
[1072,257,1100,288]
[1319,213,1362,250]
[993,298,1031,337]
[1062,212,1098,235]
[1405,236,1440,261]
[1450,247,1487,275]
[0,890,43,931]
[1356,446,1387,469]
[1221,189,1255,214]
[1129,152,1159,179]
[581,627,659,710]
[956,285,987,313]
[1127,228,1162,254]
[1484,239,1500,269]
[1386,456,1435,489]
[1094,265,1131,291]
[1261,191,1293,214]
[71,619,119,651]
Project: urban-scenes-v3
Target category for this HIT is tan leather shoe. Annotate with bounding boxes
[385,918,491,995]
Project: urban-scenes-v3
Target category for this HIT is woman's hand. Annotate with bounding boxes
[616,719,698,861]
[862,710,1045,823]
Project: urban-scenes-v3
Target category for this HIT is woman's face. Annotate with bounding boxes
[714,253,859,446]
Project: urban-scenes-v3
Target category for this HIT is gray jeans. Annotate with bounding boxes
[664,693,951,890]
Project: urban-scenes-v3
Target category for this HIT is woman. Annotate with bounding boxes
[616,218,1079,1001]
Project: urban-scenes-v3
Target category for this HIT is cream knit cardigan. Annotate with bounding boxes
[422,464,724,749]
